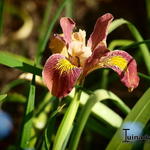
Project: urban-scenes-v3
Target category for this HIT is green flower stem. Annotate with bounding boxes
[52,87,82,150]
[68,94,97,150]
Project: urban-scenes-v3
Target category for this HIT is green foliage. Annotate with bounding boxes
[108,39,134,50]
[0,94,7,102]
[0,51,42,76]
[20,75,36,149]
[68,89,130,150]
[53,89,81,150]
[106,88,150,150]
[6,93,26,103]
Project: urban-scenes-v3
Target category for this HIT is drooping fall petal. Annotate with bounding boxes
[60,17,75,44]
[99,50,140,91]
[87,13,113,50]
[42,54,82,98]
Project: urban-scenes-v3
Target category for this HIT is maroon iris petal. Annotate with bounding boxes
[100,50,140,91]
[87,13,113,50]
[83,44,109,75]
[42,54,82,98]
[60,17,75,44]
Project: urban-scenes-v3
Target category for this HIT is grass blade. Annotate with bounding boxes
[41,96,58,150]
[68,89,128,150]
[138,72,150,81]
[120,39,150,50]
[94,89,130,114]
[20,75,36,149]
[61,126,73,150]
[108,19,127,34]
[5,93,26,103]
[100,69,109,89]
[0,94,7,102]
[69,89,123,128]
[65,0,73,17]
[106,88,150,150]
[0,51,42,76]
[108,39,134,50]
[38,0,53,42]
[53,89,81,150]
[0,0,4,36]
[68,93,98,150]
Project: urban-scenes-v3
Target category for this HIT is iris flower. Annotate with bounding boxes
[42,13,139,98]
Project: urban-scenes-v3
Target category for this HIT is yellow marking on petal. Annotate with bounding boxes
[106,56,128,70]
[55,58,76,74]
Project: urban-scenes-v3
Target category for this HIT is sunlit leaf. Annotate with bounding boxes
[121,39,150,50]
[108,39,134,50]
[6,93,26,103]
[20,75,36,148]
[53,89,81,150]
[0,94,7,102]
[0,51,42,76]
[68,89,125,150]
[70,89,123,128]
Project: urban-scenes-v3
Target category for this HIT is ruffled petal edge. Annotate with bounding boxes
[99,50,140,91]
[87,13,113,50]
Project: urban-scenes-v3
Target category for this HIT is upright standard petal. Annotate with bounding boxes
[87,13,113,50]
[99,50,140,91]
[60,17,75,44]
[42,54,82,98]
[49,34,68,57]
